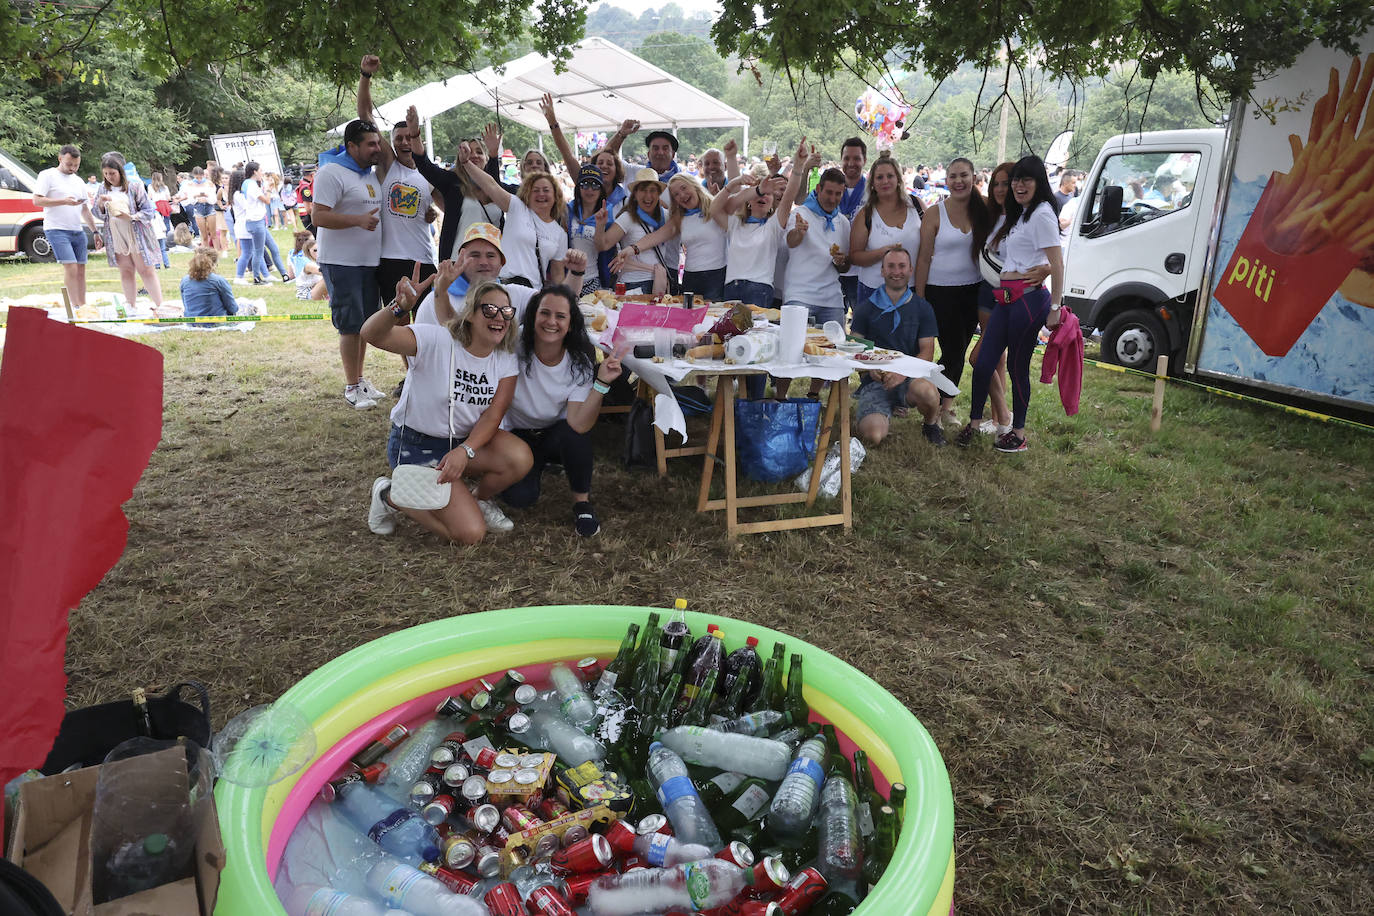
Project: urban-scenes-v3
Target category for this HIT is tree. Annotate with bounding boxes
[711,0,1374,105]
[637,32,728,98]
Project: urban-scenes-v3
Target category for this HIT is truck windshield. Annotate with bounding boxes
[0,147,39,192]
[1081,150,1200,238]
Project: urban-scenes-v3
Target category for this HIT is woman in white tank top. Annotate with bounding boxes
[848,156,923,306]
[916,157,992,424]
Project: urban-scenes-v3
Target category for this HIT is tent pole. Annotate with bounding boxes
[425,119,434,161]
[742,122,749,159]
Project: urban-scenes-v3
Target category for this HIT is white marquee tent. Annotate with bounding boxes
[332,37,750,154]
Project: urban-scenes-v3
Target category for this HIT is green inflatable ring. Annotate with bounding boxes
[214,605,954,914]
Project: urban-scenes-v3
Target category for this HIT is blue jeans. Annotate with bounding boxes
[261,227,288,277]
[682,267,726,301]
[158,235,169,268]
[236,219,269,279]
[723,279,773,309]
[969,286,1052,429]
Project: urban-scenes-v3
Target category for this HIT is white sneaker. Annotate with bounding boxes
[996,423,1013,437]
[368,477,398,535]
[344,385,377,410]
[476,498,514,533]
[978,419,998,434]
[359,377,386,401]
[232,277,253,286]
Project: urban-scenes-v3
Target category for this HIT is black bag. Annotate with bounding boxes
[624,398,656,469]
[40,681,212,775]
[0,859,64,916]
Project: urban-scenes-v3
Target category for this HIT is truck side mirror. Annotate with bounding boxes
[1101,185,1123,224]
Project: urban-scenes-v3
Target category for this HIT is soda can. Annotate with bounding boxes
[507,712,533,737]
[684,291,696,308]
[501,804,543,834]
[418,862,477,894]
[482,882,524,916]
[350,724,408,768]
[527,885,577,916]
[490,824,512,847]
[460,774,489,807]
[551,832,613,874]
[513,684,539,705]
[460,679,494,711]
[576,656,604,684]
[537,795,571,820]
[563,870,614,906]
[488,669,527,703]
[514,767,543,788]
[524,752,552,770]
[440,833,476,869]
[716,840,755,868]
[636,813,672,836]
[442,763,470,789]
[409,780,437,808]
[533,831,562,861]
[469,803,501,835]
[495,752,522,769]
[735,902,782,916]
[774,866,827,914]
[615,282,627,295]
[472,746,499,771]
[474,845,503,878]
[605,818,638,856]
[355,762,387,784]
[421,793,456,826]
[752,857,790,895]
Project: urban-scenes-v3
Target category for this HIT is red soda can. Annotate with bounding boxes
[605,818,638,856]
[527,885,577,916]
[576,656,604,684]
[774,866,828,914]
[636,813,672,836]
[350,723,408,768]
[501,804,544,833]
[615,282,627,296]
[716,840,755,868]
[429,731,469,767]
[418,862,477,894]
[469,802,501,835]
[563,870,615,906]
[460,679,494,711]
[472,745,499,770]
[321,761,387,802]
[483,882,525,916]
[550,833,613,874]
[751,857,790,895]
[421,793,456,826]
[735,903,782,916]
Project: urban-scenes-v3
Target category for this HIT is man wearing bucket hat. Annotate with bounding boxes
[594,168,673,294]
[411,222,542,327]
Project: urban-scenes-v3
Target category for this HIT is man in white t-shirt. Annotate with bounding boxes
[411,222,537,328]
[33,145,102,309]
[780,157,850,398]
[313,119,385,409]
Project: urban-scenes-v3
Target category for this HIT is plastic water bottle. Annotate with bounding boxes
[333,780,441,863]
[816,776,863,902]
[375,719,447,801]
[646,742,724,851]
[629,831,713,867]
[101,834,180,900]
[283,884,405,916]
[550,662,598,730]
[364,860,488,915]
[766,735,829,847]
[586,857,755,915]
[526,697,606,766]
[657,726,791,781]
[713,709,791,736]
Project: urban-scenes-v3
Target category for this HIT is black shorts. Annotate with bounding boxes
[376,258,437,309]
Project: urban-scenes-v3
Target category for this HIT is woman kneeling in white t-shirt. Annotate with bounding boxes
[501,285,623,537]
[362,272,534,544]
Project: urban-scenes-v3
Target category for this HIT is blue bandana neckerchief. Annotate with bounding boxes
[745,216,768,225]
[840,177,867,218]
[656,160,681,181]
[446,273,471,302]
[802,191,838,231]
[683,207,702,218]
[318,144,373,177]
[870,284,911,333]
[607,184,627,211]
[636,207,663,232]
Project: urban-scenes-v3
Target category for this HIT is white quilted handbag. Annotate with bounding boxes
[387,338,456,511]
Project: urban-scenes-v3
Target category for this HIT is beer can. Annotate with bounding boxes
[460,679,493,711]
[774,866,827,914]
[716,840,755,868]
[507,712,532,736]
[636,813,672,836]
[440,833,476,869]
[421,793,456,826]
[482,882,524,916]
[489,669,527,703]
[460,774,489,807]
[442,763,470,789]
[495,752,522,769]
[576,656,604,684]
[514,767,543,788]
[472,746,499,770]
[513,684,539,705]
[752,856,790,895]
[418,862,477,894]
[605,818,638,856]
[468,802,501,835]
[350,723,408,768]
[527,885,576,916]
[562,870,614,906]
[474,845,503,878]
[551,833,613,874]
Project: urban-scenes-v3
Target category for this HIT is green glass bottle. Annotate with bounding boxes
[888,782,907,830]
[862,803,897,888]
[614,744,660,818]
[730,821,764,849]
[683,668,718,727]
[711,775,773,834]
[696,770,747,810]
[785,653,809,725]
[760,642,786,709]
[852,748,878,839]
[596,622,640,696]
[718,663,752,718]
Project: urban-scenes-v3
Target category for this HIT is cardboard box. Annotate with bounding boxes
[5,747,223,915]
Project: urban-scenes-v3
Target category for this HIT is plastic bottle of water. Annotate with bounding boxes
[645,742,724,851]
[364,860,488,915]
[816,775,863,902]
[526,697,606,766]
[586,857,756,915]
[333,780,441,863]
[712,709,791,737]
[375,719,447,802]
[284,884,406,916]
[656,726,791,781]
[629,830,714,867]
[766,735,829,848]
[549,662,598,730]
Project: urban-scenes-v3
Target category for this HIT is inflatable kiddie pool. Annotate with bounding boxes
[214,605,955,914]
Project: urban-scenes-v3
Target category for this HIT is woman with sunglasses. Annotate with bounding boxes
[362,267,534,544]
[567,164,614,295]
[500,285,623,536]
[957,155,1064,453]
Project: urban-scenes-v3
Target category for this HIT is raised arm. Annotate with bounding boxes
[358,55,395,177]
[459,142,513,211]
[594,204,626,251]
[723,138,740,182]
[361,265,436,353]
[604,119,639,158]
[539,93,583,178]
[565,355,624,433]
[774,138,810,229]
[405,106,461,198]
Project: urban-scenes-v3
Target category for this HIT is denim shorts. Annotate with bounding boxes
[188,202,214,219]
[322,263,381,335]
[786,300,846,329]
[47,229,88,264]
[855,378,910,421]
[387,424,464,469]
[723,279,773,309]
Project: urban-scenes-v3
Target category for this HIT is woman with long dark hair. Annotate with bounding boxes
[91,151,164,308]
[915,156,991,425]
[230,165,269,284]
[957,155,1064,453]
[500,285,623,536]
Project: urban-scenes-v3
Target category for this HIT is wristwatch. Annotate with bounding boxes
[462,444,476,459]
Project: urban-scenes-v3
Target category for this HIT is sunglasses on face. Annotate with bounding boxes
[479,302,517,320]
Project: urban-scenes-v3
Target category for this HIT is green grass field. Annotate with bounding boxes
[3,244,1371,913]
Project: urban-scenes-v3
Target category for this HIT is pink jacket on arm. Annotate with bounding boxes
[1040,308,1082,415]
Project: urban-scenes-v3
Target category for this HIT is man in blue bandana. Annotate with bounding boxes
[313,118,385,409]
[851,248,944,447]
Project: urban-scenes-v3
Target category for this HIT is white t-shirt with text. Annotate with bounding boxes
[390,323,518,439]
[379,160,436,263]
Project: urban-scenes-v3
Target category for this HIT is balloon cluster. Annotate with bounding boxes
[575,131,608,154]
[854,86,912,151]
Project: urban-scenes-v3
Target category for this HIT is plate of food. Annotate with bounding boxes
[853,349,899,365]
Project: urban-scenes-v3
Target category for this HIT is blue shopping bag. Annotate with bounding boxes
[734,397,822,482]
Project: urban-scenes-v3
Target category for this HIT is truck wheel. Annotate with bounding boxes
[20,227,54,262]
[1101,309,1167,373]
